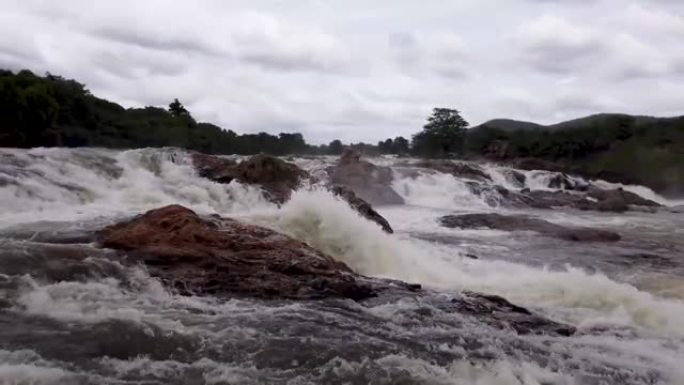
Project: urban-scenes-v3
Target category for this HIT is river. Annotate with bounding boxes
[1,147,683,384]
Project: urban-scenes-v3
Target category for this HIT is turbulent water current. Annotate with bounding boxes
[1,147,683,384]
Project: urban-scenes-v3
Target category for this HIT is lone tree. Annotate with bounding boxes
[412,108,469,157]
[168,98,189,117]
[328,139,344,155]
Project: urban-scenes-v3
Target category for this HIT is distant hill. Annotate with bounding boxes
[474,119,544,132]
[466,113,684,196]
[472,113,680,132]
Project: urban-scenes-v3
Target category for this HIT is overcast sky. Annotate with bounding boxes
[1,0,683,143]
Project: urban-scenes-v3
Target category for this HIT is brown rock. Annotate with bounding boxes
[440,213,621,242]
[192,153,309,204]
[191,153,238,183]
[96,205,375,300]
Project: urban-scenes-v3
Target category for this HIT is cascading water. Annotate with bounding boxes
[1,147,683,384]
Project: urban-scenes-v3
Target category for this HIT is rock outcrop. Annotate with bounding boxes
[465,181,660,213]
[96,205,375,300]
[440,213,621,242]
[326,149,404,206]
[192,153,394,232]
[330,185,394,233]
[192,153,308,204]
[3,203,575,337]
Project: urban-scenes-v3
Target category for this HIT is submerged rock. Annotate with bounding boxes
[326,149,404,206]
[96,205,375,300]
[456,291,576,336]
[440,213,621,242]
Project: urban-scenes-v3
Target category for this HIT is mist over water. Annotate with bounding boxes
[1,147,683,384]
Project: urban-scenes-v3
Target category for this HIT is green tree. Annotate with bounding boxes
[328,139,344,155]
[168,98,189,117]
[392,136,410,154]
[412,108,469,157]
[377,138,393,153]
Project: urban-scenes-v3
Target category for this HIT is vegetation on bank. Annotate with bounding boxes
[0,69,407,156]
[1,69,682,193]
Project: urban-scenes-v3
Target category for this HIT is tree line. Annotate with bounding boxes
[0,68,682,193]
[0,69,417,156]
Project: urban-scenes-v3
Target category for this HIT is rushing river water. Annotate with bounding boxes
[1,147,683,385]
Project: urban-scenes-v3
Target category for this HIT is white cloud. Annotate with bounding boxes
[0,0,682,143]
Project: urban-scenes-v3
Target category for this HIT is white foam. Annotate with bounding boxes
[0,148,274,227]
[257,189,684,335]
[392,171,491,210]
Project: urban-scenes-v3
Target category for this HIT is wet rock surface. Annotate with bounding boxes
[330,185,394,233]
[96,205,375,300]
[456,291,576,336]
[415,160,492,182]
[465,182,661,213]
[191,152,395,232]
[192,153,308,204]
[585,186,660,211]
[326,149,404,206]
[440,213,621,242]
[90,205,573,335]
[503,169,526,188]
[547,173,588,191]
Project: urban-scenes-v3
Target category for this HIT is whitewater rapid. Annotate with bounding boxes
[1,147,683,384]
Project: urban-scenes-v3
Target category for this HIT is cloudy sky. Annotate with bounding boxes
[1,0,683,143]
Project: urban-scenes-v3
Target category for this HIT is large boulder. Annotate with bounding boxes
[440,213,621,242]
[96,205,375,300]
[326,150,404,206]
[415,160,492,182]
[3,205,575,337]
[192,153,308,204]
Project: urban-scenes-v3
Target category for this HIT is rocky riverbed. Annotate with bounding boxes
[1,147,683,384]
